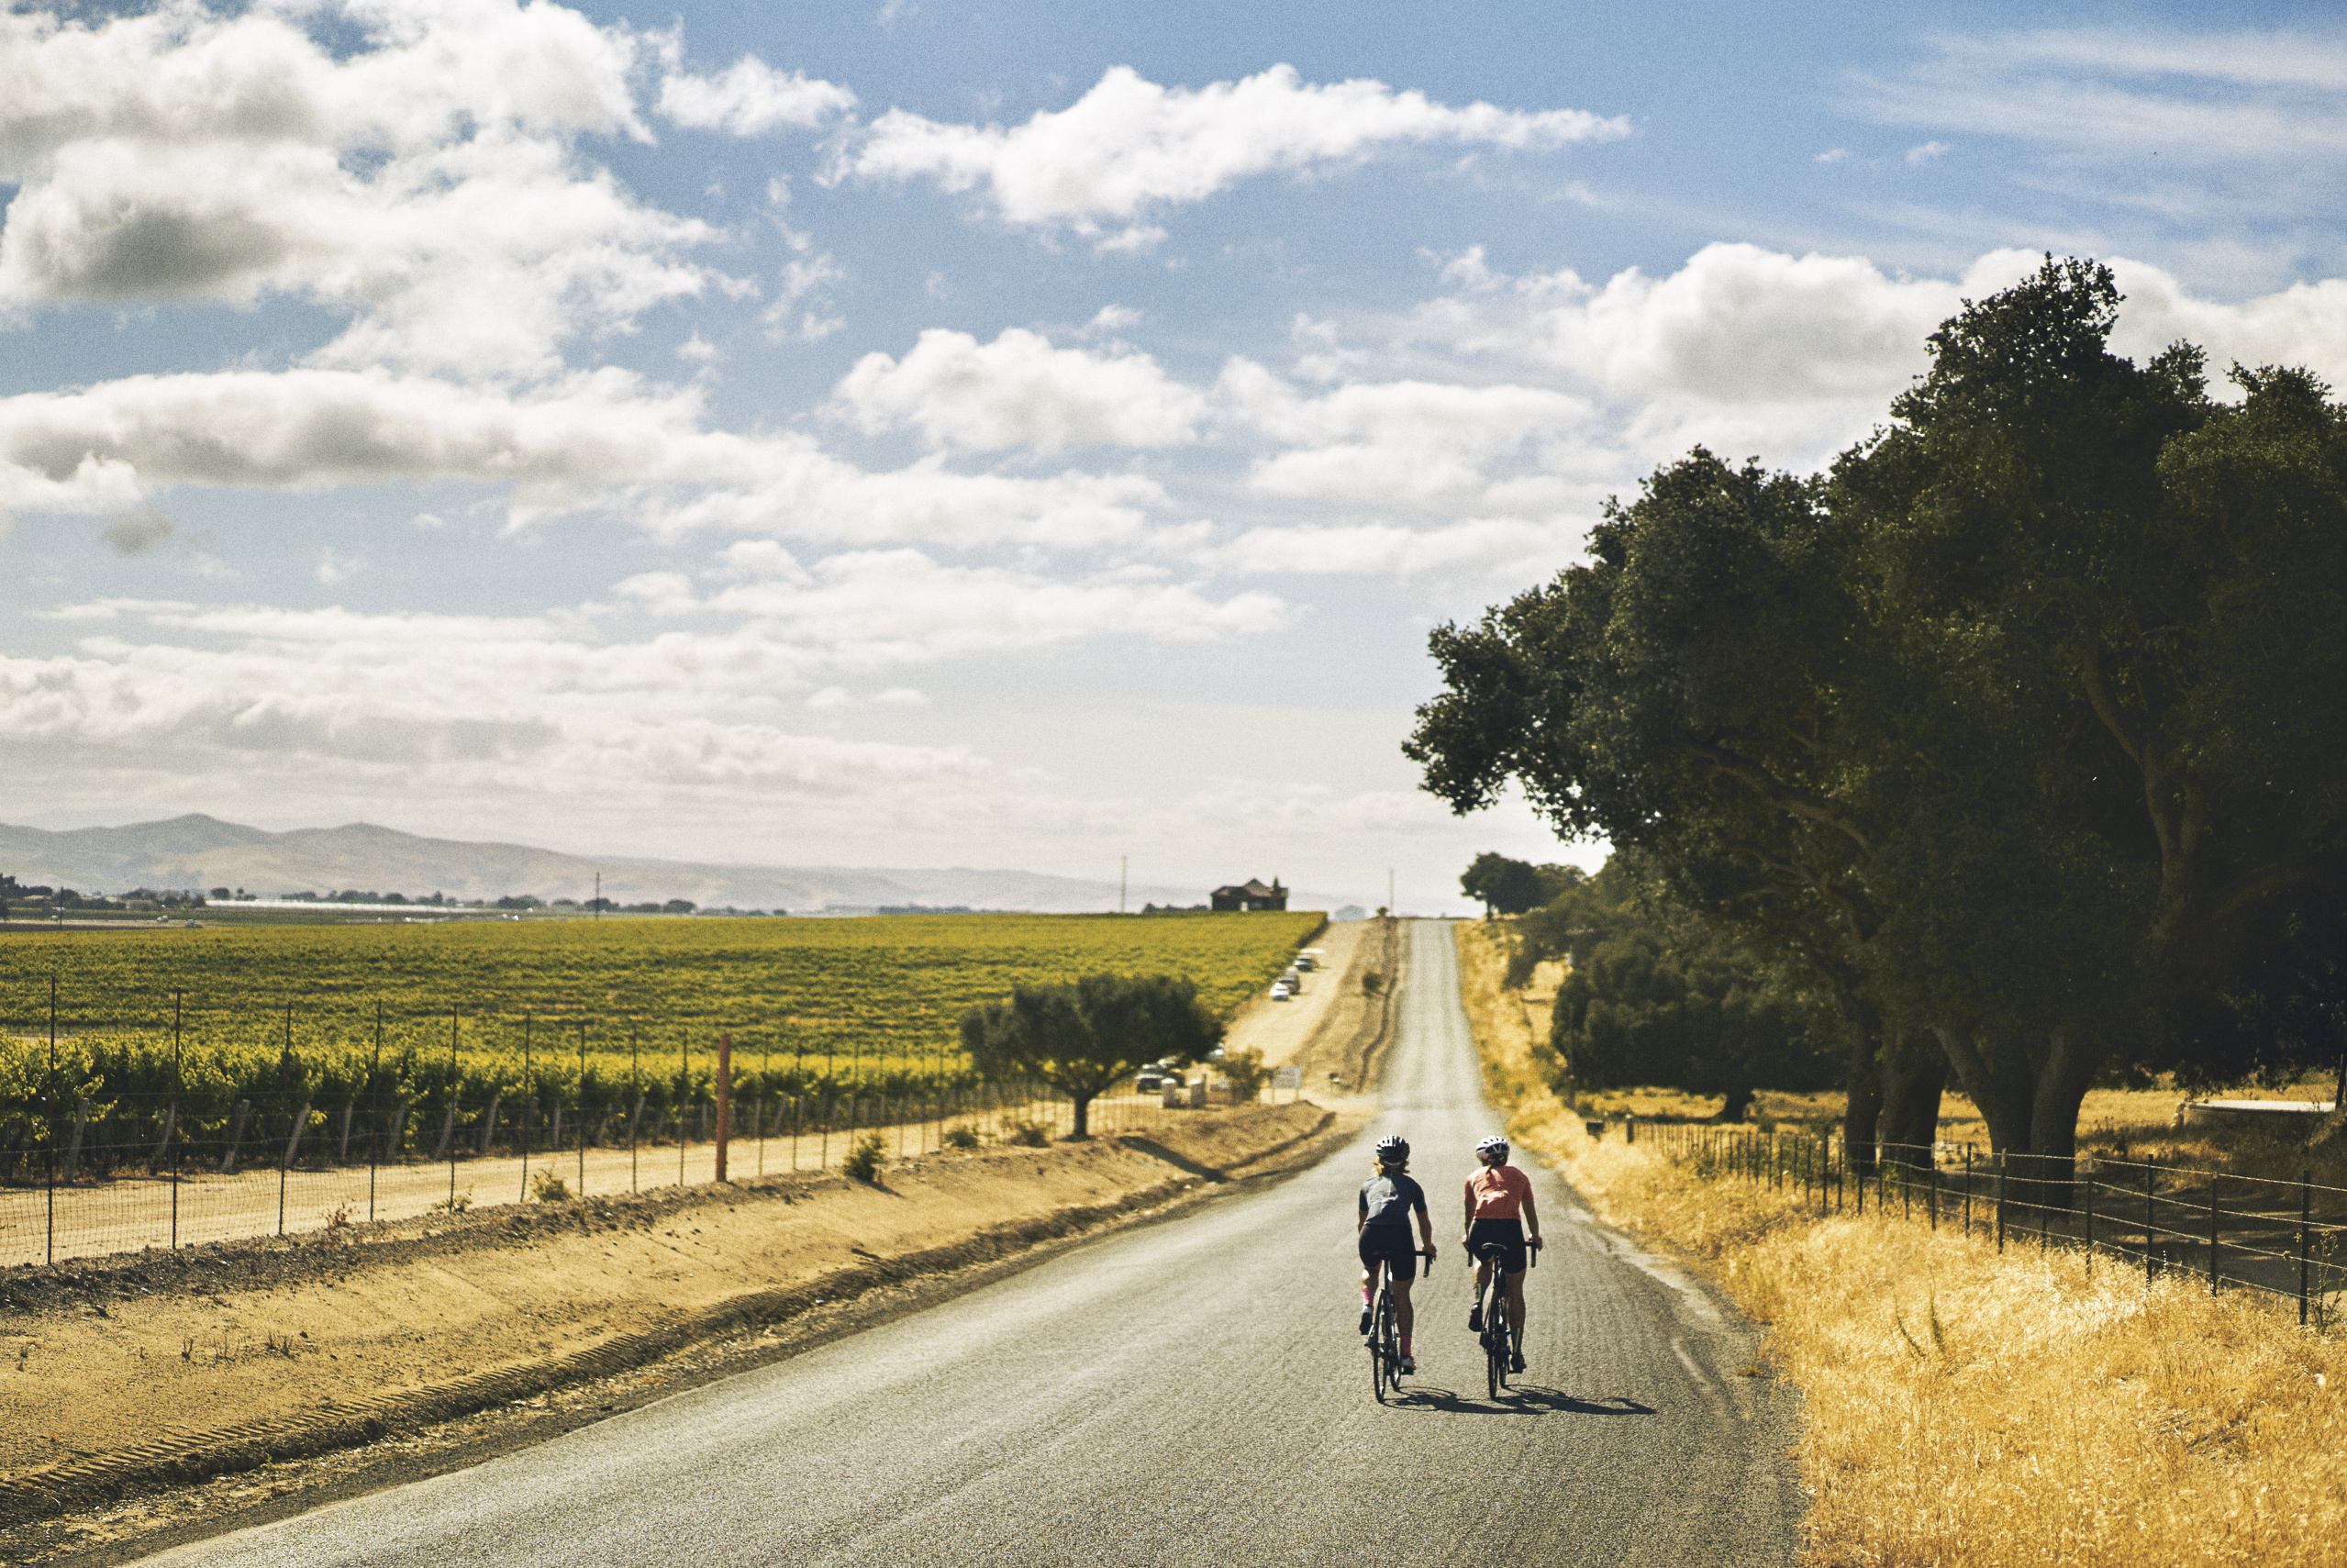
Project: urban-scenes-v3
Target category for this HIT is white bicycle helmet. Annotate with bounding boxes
[1476,1134,1509,1159]
[1374,1134,1410,1161]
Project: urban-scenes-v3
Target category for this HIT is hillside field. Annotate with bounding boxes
[0,912,1324,1118]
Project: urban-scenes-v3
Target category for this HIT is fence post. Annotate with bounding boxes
[1996,1154,2007,1253]
[2146,1161,2157,1286]
[2083,1158,2094,1278]
[1963,1151,1971,1237]
[715,1032,732,1184]
[2299,1170,2312,1329]
[2208,1173,2220,1296]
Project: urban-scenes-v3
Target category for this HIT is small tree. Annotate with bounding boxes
[1460,851,1546,917]
[1217,1046,1273,1104]
[961,973,1223,1138]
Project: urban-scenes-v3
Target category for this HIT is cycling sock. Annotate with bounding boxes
[1510,1325,1524,1351]
[1399,1336,1412,1354]
[1360,1285,1373,1305]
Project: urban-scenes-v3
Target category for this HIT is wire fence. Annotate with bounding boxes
[1630,1118,2347,1329]
[0,1062,1265,1270]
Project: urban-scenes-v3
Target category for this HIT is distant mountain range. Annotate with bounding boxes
[0,815,1351,916]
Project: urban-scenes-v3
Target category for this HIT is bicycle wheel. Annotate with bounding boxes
[1484,1280,1507,1398]
[1370,1285,1393,1402]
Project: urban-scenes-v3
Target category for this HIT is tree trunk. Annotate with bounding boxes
[1931,1024,2032,1152]
[1717,1083,1755,1124]
[1842,1002,1885,1178]
[1876,1043,1948,1169]
[1932,1023,2101,1210]
[1069,1093,1093,1140]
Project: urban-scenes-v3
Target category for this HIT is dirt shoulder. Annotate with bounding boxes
[0,1101,1354,1552]
[1219,917,1400,1092]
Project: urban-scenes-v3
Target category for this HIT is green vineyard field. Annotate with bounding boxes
[0,912,1323,1120]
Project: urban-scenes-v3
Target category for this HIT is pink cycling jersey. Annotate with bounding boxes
[1466,1165,1530,1220]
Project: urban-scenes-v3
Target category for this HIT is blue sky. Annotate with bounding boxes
[1,0,2342,911]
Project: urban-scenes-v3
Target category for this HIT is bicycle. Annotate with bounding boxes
[1473,1238,1539,1398]
[1367,1249,1432,1404]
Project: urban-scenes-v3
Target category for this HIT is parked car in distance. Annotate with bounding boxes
[1270,981,1292,1000]
[1137,1064,1185,1091]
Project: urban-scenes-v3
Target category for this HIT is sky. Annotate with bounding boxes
[3,0,2345,914]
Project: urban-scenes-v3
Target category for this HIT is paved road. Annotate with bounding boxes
[145,923,1802,1567]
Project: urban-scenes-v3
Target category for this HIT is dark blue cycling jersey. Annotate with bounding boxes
[1359,1172,1427,1228]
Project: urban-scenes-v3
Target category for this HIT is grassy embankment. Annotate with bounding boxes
[1456,919,2347,1567]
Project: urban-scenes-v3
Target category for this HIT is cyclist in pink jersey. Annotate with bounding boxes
[1463,1134,1541,1372]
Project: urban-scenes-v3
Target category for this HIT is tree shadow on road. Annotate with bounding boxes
[1382,1382,1656,1417]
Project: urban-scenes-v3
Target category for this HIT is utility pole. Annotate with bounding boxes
[595,871,601,919]
[1388,868,1396,917]
[1119,856,1127,915]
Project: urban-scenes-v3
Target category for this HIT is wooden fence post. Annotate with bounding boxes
[715,1033,732,1184]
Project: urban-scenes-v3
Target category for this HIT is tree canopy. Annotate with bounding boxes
[1541,855,1836,1122]
[1459,851,1574,917]
[1407,257,2347,1166]
[959,973,1223,1138]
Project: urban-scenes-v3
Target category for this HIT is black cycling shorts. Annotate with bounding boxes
[1358,1227,1419,1282]
[1468,1218,1527,1275]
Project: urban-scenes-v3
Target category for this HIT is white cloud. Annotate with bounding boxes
[1216,360,1595,512]
[765,252,849,341]
[100,506,175,556]
[1208,519,1582,579]
[658,56,856,135]
[0,598,991,814]
[834,328,1206,450]
[634,548,1289,662]
[805,684,854,710]
[874,686,926,706]
[1904,139,1950,164]
[0,1,717,377]
[836,63,1628,243]
[1815,147,1851,164]
[0,365,1172,549]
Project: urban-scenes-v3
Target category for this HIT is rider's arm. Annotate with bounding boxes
[1521,1181,1541,1246]
[1414,1198,1436,1260]
[1463,1176,1475,1241]
[1357,1187,1367,1237]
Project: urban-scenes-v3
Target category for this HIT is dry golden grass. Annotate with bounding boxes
[1452,923,2347,1567]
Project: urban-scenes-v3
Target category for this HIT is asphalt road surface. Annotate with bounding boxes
[146,922,1803,1567]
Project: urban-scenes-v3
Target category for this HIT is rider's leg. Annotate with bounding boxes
[1506,1266,1528,1346]
[1392,1275,1416,1339]
[1469,1255,1492,1329]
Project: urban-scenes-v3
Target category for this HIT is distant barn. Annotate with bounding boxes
[1210,877,1287,912]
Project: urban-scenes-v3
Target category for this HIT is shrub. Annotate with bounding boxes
[1362,970,1385,996]
[528,1171,572,1203]
[843,1131,887,1182]
[942,1124,981,1150]
[428,1188,473,1213]
[1218,1046,1273,1102]
[1004,1119,1051,1148]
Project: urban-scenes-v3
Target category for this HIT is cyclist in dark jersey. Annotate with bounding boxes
[1358,1133,1436,1373]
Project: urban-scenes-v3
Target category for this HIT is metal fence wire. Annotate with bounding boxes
[1632,1119,2347,1329]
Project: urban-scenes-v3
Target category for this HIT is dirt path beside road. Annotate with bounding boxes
[1218,917,1398,1092]
[0,1101,1350,1545]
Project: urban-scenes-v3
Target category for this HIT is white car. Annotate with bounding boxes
[1270,982,1292,1000]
